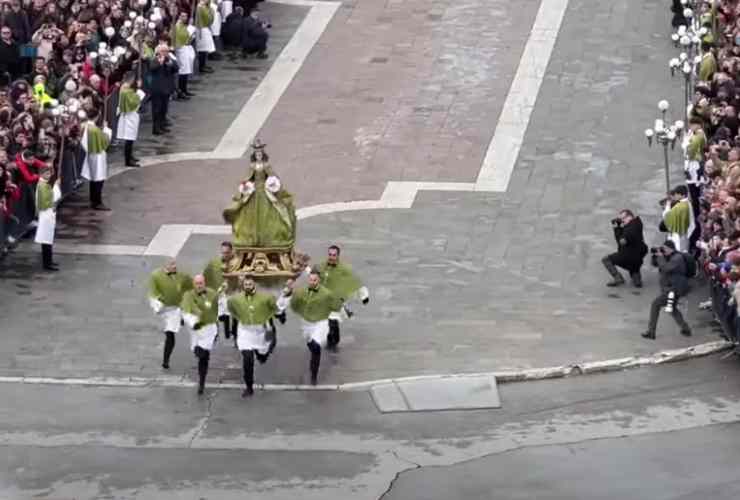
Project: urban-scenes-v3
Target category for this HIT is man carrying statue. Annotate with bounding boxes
[203,241,240,345]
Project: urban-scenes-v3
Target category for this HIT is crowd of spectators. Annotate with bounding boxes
[672,0,740,347]
[0,0,269,259]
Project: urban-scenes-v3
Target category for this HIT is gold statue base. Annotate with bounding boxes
[223,246,304,279]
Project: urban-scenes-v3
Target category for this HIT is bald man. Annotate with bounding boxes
[148,260,193,369]
[181,274,220,395]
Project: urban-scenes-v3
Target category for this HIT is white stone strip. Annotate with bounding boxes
[214,0,341,157]
[143,224,193,257]
[53,243,148,256]
[476,0,570,191]
[189,224,231,235]
[0,341,730,391]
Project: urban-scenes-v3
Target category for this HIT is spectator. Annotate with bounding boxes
[241,7,268,59]
[148,43,177,135]
[0,25,20,81]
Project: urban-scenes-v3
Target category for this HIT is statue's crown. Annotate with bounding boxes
[251,138,267,150]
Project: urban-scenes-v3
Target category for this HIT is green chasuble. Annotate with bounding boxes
[181,288,219,326]
[148,269,193,307]
[227,291,278,325]
[203,257,226,290]
[290,285,343,322]
[699,53,717,82]
[35,179,53,212]
[196,5,214,28]
[118,88,141,114]
[664,200,691,235]
[171,22,190,49]
[687,132,706,162]
[86,123,110,154]
[316,261,362,300]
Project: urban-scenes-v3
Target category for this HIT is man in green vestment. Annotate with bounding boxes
[80,108,112,210]
[280,270,343,385]
[148,260,193,369]
[203,241,240,341]
[228,277,285,397]
[698,42,717,82]
[195,0,215,73]
[181,274,219,395]
[662,186,695,253]
[315,244,370,351]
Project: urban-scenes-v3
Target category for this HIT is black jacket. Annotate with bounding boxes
[657,251,689,296]
[0,40,20,79]
[222,13,244,47]
[148,56,178,95]
[613,217,648,265]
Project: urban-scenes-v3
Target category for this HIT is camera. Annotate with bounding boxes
[611,218,622,226]
[650,246,661,254]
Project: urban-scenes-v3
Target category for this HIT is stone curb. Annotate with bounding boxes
[0,341,732,392]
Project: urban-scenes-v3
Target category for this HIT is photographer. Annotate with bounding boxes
[601,209,648,287]
[241,7,269,59]
[641,240,692,340]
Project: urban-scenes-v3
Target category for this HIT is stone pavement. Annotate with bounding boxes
[1,355,740,499]
[0,0,721,386]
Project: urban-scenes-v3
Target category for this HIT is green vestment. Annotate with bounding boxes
[227,291,278,325]
[118,88,141,113]
[222,163,297,248]
[171,22,190,49]
[699,53,716,82]
[181,288,219,326]
[664,200,691,235]
[35,179,53,212]
[290,285,343,322]
[203,257,226,290]
[86,123,110,154]
[196,5,213,28]
[687,132,705,162]
[148,269,193,307]
[316,261,363,300]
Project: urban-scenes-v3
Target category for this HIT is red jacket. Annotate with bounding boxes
[15,153,46,184]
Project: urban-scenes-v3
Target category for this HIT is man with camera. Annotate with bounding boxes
[641,240,692,340]
[602,209,648,287]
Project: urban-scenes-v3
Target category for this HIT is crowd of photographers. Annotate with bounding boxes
[0,0,270,260]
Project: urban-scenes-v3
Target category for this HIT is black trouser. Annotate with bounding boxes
[647,292,690,335]
[151,93,169,132]
[242,34,268,55]
[177,74,189,95]
[605,252,642,274]
[327,319,340,348]
[41,243,53,267]
[163,330,176,366]
[198,52,209,70]
[307,340,321,382]
[89,180,104,207]
[123,140,135,164]
[241,349,270,390]
[219,315,238,339]
[194,346,210,389]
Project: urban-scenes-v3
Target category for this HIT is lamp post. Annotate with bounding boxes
[645,100,684,192]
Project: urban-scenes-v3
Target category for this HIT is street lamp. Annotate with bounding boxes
[645,100,684,192]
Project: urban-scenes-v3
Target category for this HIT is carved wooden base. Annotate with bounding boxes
[224,247,306,279]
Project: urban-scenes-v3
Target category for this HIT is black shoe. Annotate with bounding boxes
[606,275,625,287]
[641,331,656,340]
[326,344,338,353]
[152,129,163,136]
[130,156,141,163]
[184,91,196,97]
[680,328,692,337]
[160,125,171,133]
[197,385,205,395]
[630,272,643,288]
[162,362,170,370]
[242,387,254,398]
[201,66,214,73]
[125,161,141,167]
[93,203,112,211]
[256,52,268,59]
[310,375,317,386]
[43,264,59,272]
[175,93,190,101]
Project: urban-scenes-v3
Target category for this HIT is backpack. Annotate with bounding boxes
[682,252,697,278]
